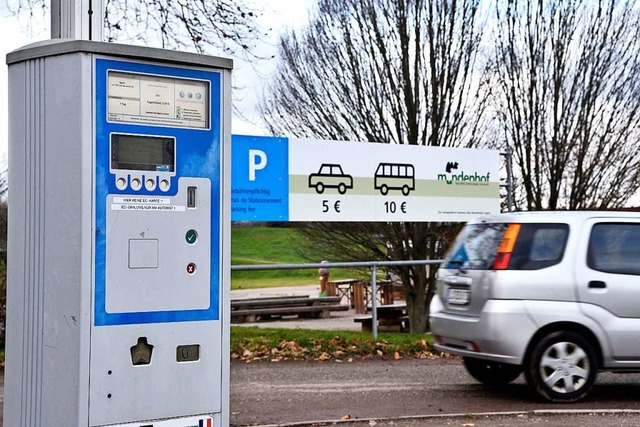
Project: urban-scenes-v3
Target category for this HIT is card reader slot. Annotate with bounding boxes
[187,186,197,208]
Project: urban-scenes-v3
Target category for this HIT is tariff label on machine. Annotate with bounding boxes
[232,136,500,222]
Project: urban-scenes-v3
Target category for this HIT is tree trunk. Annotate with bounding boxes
[406,288,427,333]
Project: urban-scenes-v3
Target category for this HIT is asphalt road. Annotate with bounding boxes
[230,357,640,426]
[3,360,640,426]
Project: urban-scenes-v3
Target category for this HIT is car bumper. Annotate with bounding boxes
[430,295,537,365]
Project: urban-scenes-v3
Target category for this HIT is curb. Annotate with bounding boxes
[250,409,640,427]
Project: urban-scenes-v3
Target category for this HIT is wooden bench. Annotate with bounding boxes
[354,304,410,332]
[231,296,347,323]
[231,295,315,310]
[354,315,409,332]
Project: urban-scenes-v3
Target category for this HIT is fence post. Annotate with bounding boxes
[371,265,378,341]
[318,260,329,295]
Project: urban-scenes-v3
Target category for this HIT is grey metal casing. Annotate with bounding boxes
[5,39,232,426]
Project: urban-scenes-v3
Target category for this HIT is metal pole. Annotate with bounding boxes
[231,259,441,271]
[51,0,104,41]
[506,146,514,212]
[371,265,378,341]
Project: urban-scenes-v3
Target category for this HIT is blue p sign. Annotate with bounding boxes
[231,135,289,221]
[249,149,267,181]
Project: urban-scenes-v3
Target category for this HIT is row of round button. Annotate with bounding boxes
[116,176,170,192]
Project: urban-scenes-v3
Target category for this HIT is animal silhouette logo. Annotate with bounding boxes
[445,161,459,173]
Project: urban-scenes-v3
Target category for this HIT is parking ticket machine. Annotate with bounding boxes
[5,40,231,426]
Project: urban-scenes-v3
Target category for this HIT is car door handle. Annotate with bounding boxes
[588,280,607,289]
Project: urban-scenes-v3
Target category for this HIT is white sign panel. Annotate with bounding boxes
[231,136,500,222]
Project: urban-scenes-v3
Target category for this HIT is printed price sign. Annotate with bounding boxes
[231,136,500,222]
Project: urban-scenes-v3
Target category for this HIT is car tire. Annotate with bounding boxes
[316,183,324,194]
[402,185,410,196]
[380,185,388,195]
[463,357,522,387]
[338,183,347,194]
[524,331,597,403]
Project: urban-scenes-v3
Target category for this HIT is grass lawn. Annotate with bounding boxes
[231,226,359,290]
[231,326,441,361]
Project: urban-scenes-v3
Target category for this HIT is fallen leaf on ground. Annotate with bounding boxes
[317,352,331,361]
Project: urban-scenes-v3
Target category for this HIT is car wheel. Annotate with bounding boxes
[316,183,324,194]
[524,331,597,402]
[463,357,522,387]
[402,185,410,196]
[338,183,347,194]
[380,185,388,195]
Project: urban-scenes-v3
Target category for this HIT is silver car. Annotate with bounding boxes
[430,211,640,402]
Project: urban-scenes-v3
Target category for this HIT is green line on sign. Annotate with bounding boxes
[289,175,499,198]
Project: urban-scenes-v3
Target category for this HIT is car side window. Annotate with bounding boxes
[529,228,566,261]
[509,223,569,270]
[588,223,640,275]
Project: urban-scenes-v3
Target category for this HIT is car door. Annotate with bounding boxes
[576,217,640,361]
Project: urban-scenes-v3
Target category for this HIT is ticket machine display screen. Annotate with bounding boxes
[111,134,175,172]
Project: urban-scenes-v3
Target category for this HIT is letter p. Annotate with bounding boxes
[249,149,267,181]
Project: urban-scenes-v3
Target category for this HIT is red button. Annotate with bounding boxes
[187,263,196,275]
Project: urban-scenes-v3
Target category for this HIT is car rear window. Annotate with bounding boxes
[445,223,508,270]
[588,223,640,275]
[444,222,569,270]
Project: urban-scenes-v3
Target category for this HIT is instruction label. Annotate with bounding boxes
[107,71,209,129]
[111,196,185,212]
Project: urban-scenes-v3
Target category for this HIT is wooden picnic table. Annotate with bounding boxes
[328,279,396,314]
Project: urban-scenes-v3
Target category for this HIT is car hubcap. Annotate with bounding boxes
[539,341,590,394]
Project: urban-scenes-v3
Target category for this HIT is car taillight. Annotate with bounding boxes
[492,223,521,270]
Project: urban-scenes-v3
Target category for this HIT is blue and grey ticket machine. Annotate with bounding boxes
[5,40,231,426]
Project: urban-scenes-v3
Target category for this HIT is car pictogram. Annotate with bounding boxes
[308,164,354,195]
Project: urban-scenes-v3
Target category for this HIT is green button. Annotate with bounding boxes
[185,229,198,244]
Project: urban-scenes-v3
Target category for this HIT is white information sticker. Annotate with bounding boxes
[107,71,209,129]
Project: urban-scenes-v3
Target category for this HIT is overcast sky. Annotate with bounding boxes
[0,0,313,156]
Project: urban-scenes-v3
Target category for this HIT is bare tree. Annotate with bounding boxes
[1,0,265,57]
[0,155,7,202]
[262,0,489,333]
[492,0,640,210]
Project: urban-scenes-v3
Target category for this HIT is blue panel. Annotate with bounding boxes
[231,135,289,221]
[94,58,221,326]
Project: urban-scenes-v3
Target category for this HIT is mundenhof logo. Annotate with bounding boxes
[438,161,491,185]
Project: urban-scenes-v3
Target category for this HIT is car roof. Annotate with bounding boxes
[469,210,640,224]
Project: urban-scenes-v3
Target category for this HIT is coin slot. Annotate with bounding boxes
[177,344,200,362]
[187,186,197,208]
